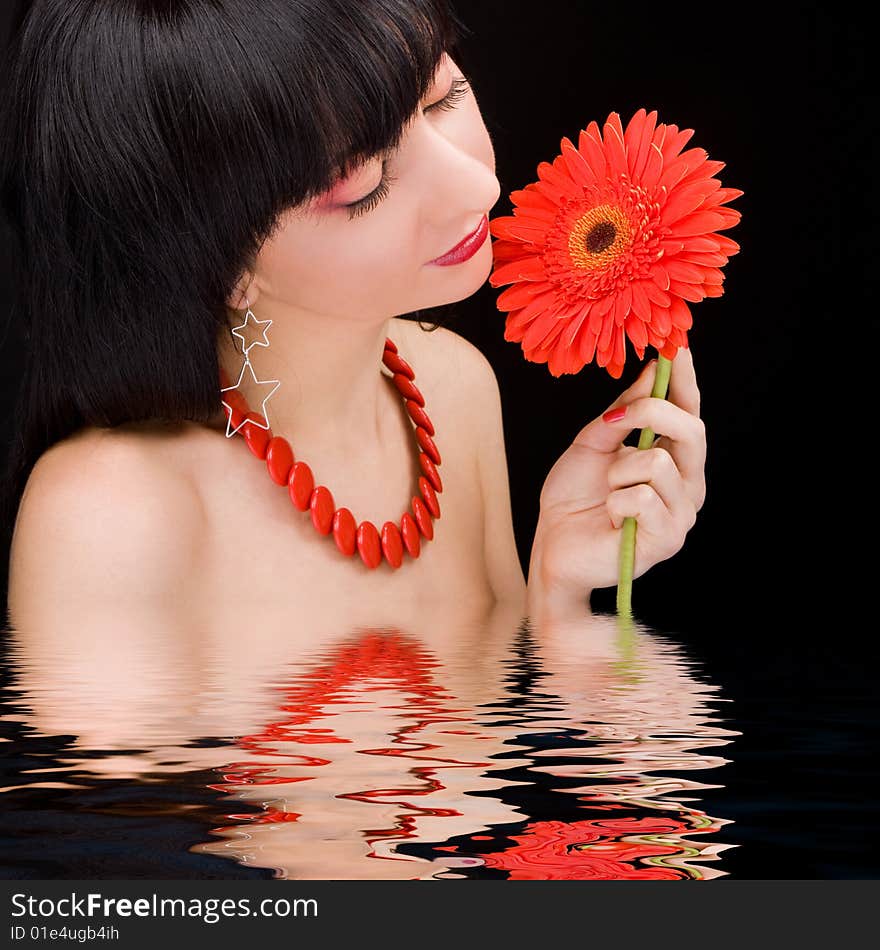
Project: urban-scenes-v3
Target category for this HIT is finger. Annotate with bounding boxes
[607,446,697,532]
[572,359,659,454]
[606,484,682,560]
[610,358,659,409]
[655,434,706,510]
[599,395,706,490]
[666,346,701,417]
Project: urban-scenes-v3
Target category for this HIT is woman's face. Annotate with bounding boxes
[246,52,501,320]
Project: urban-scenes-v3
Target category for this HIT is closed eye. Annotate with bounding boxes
[424,75,471,114]
[345,75,472,220]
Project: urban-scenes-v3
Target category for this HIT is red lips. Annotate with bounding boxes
[428,215,490,266]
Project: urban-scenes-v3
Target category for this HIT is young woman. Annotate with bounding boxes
[0,0,705,637]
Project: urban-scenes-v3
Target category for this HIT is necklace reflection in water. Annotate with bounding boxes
[219,299,442,570]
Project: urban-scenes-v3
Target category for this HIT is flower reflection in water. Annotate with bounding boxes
[196,614,738,880]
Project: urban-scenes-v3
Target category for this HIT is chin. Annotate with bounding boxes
[428,240,495,306]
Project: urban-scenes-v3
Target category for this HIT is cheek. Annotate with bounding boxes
[260,212,421,314]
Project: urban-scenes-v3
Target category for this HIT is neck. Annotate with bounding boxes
[215,302,397,454]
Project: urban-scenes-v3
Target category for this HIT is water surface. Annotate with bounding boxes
[0,606,750,879]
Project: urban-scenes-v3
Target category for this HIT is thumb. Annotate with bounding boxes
[571,359,658,454]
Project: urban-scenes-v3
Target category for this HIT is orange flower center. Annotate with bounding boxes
[568,204,632,271]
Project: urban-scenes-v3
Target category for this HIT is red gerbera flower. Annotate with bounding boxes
[488,109,743,378]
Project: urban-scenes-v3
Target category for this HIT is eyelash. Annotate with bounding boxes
[346,76,471,220]
[426,75,471,114]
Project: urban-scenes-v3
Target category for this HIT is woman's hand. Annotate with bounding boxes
[528,347,706,605]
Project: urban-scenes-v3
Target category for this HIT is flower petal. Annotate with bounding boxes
[613,286,631,326]
[625,312,649,350]
[508,288,558,326]
[668,209,733,237]
[597,311,615,352]
[513,205,557,224]
[630,280,653,321]
[623,107,648,159]
[714,234,741,256]
[660,238,686,256]
[489,214,515,235]
[646,325,666,349]
[650,302,673,336]
[716,186,744,204]
[644,279,671,307]
[611,324,626,370]
[559,301,591,350]
[625,108,658,180]
[652,266,671,292]
[669,296,693,330]
[537,158,584,200]
[490,218,548,244]
[682,236,724,253]
[641,142,665,190]
[713,206,742,229]
[665,259,707,283]
[603,112,629,177]
[668,279,705,303]
[660,339,680,361]
[503,315,526,343]
[592,293,616,317]
[522,307,564,350]
[676,149,714,188]
[679,251,728,267]
[511,186,558,214]
[578,122,608,181]
[489,255,547,287]
[563,337,586,374]
[669,326,689,347]
[661,126,696,164]
[497,282,550,310]
[657,149,706,194]
[579,327,598,364]
[560,138,599,189]
[662,178,722,222]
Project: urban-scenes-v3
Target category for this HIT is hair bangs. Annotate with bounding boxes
[150,0,468,219]
[0,0,469,543]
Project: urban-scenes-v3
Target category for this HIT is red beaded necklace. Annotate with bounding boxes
[219,337,442,570]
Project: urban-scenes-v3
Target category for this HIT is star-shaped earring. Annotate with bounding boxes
[231,308,273,356]
[220,358,281,438]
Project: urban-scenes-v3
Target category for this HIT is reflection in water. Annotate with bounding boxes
[0,609,738,880]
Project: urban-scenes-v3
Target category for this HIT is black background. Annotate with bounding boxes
[0,2,876,879]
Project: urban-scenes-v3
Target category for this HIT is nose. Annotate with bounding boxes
[415,115,501,223]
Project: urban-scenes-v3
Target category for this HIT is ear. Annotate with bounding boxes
[226,273,260,311]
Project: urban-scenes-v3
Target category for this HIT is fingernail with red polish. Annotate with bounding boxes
[603,406,627,424]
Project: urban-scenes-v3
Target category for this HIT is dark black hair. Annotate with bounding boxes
[0,0,469,541]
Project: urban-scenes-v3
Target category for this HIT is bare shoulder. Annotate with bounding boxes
[390,317,523,601]
[7,427,203,625]
[389,317,502,468]
[389,317,498,402]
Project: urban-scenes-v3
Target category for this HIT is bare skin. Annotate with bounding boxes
[156,315,515,640]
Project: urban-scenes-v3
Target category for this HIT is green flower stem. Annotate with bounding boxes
[616,353,673,618]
